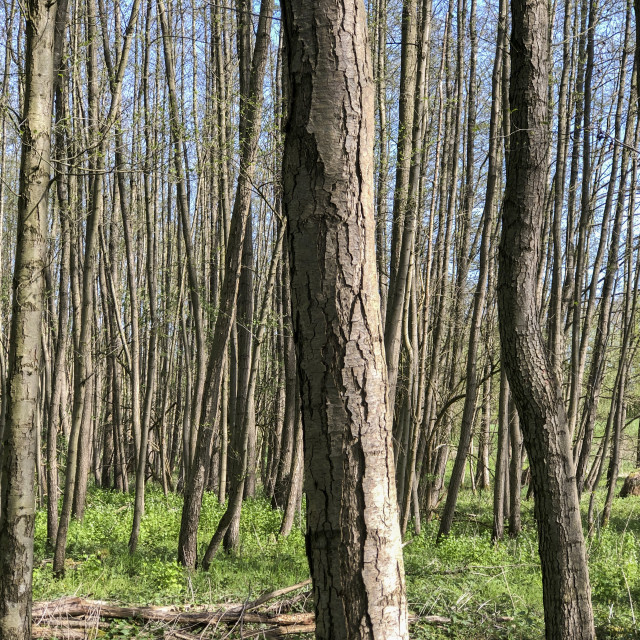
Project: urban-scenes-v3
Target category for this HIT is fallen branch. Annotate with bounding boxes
[228,579,312,613]
[33,597,314,627]
[263,589,311,614]
[420,615,452,624]
[32,596,317,640]
[36,618,108,628]
[164,630,202,640]
[32,628,86,640]
[31,594,513,639]
[263,623,316,637]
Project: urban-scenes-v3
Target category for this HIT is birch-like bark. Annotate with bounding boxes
[0,0,57,635]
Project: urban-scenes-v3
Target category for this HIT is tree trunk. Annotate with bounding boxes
[175,0,273,568]
[222,211,255,552]
[52,0,142,574]
[201,224,284,566]
[497,0,595,637]
[508,398,522,537]
[279,413,303,537]
[575,11,635,494]
[475,361,492,491]
[0,0,57,635]
[273,248,297,508]
[492,369,509,542]
[281,0,409,637]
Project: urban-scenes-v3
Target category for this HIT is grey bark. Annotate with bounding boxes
[0,0,57,635]
[281,0,409,636]
[497,0,595,636]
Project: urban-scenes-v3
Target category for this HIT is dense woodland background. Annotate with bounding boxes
[2,0,640,636]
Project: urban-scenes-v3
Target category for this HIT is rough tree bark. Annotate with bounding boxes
[281,0,409,637]
[0,0,57,636]
[497,0,595,637]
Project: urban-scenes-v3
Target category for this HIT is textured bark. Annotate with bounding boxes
[497,0,595,637]
[0,0,57,636]
[281,0,408,637]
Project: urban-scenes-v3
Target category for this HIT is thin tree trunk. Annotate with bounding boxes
[508,398,522,537]
[176,0,273,568]
[53,0,142,574]
[0,0,57,635]
[222,211,255,552]
[437,0,498,540]
[567,0,595,440]
[492,370,510,542]
[546,0,573,373]
[202,224,284,565]
[129,0,160,554]
[273,249,297,507]
[384,0,417,414]
[279,412,303,537]
[575,20,636,493]
[475,360,492,491]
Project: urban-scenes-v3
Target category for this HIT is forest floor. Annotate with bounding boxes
[33,479,640,639]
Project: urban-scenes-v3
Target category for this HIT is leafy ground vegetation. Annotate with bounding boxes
[33,480,640,639]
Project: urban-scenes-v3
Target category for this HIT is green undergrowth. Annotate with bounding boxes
[33,484,640,638]
[34,489,307,605]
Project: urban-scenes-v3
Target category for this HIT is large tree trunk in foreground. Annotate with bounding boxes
[0,0,57,636]
[281,0,408,638]
[497,0,595,638]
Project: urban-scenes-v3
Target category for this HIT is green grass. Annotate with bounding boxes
[32,482,640,638]
[34,489,308,606]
